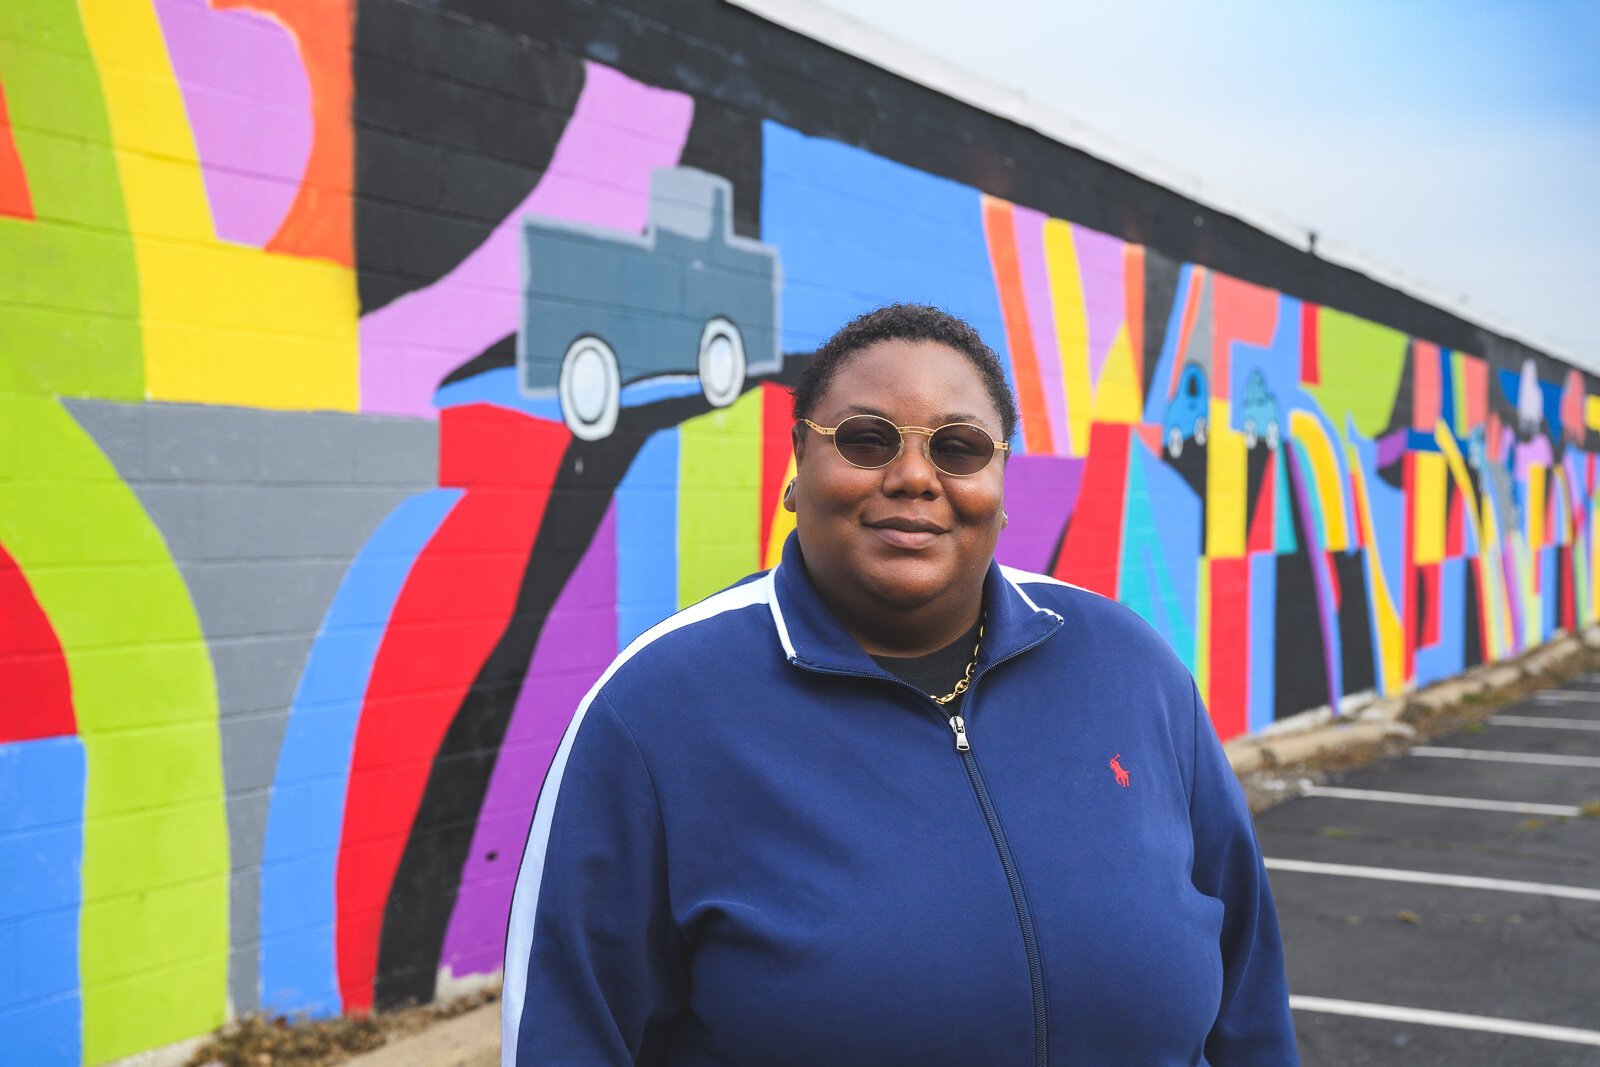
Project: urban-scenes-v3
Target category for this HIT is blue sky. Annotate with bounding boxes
[836,0,1600,368]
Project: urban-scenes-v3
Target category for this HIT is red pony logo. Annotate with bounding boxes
[1110,753,1130,788]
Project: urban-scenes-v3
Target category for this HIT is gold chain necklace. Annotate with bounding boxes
[930,616,984,706]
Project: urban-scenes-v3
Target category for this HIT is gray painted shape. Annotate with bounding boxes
[66,399,438,1013]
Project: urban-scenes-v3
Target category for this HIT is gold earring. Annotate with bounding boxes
[1001,510,1009,528]
[783,478,797,512]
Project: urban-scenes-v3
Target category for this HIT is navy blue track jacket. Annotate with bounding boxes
[503,533,1298,1065]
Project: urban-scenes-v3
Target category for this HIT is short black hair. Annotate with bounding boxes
[790,304,1019,443]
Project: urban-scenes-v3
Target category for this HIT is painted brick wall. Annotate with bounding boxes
[0,0,1593,1061]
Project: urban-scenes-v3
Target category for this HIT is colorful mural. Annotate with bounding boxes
[1,0,1596,1062]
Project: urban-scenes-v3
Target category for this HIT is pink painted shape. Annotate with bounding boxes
[359,63,695,418]
[1071,226,1126,387]
[1012,206,1069,453]
[153,0,312,246]
[440,504,619,977]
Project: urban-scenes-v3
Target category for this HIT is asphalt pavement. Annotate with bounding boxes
[1260,678,1600,1065]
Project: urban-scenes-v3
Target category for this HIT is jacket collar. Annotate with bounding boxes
[767,531,1063,679]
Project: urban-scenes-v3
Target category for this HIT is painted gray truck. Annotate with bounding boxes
[518,167,783,439]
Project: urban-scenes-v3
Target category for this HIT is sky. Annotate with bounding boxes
[830,0,1600,370]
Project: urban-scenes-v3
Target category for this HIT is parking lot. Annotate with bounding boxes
[1260,679,1600,1065]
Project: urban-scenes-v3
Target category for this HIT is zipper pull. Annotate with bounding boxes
[948,714,971,753]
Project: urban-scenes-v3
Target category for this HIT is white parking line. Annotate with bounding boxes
[1299,785,1582,817]
[1531,690,1600,703]
[1291,996,1600,1047]
[1263,858,1600,902]
[1411,746,1600,769]
[1490,714,1600,732]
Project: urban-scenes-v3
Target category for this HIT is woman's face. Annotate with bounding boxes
[792,339,1007,626]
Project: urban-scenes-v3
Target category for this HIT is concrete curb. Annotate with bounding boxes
[341,1002,499,1067]
[1224,627,1599,774]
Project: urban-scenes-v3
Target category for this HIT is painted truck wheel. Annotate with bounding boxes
[1167,426,1184,459]
[558,336,621,440]
[698,317,746,408]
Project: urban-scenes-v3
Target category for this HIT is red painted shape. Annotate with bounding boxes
[0,542,74,742]
[1168,269,1206,398]
[1207,557,1250,741]
[1401,457,1417,681]
[1459,355,1488,427]
[759,382,792,560]
[1412,341,1442,431]
[982,198,1054,454]
[1445,487,1464,558]
[222,0,354,264]
[1299,303,1320,385]
[1247,451,1276,554]
[1561,545,1577,633]
[1210,274,1276,402]
[1053,422,1130,597]
[1419,563,1440,648]
[0,79,35,221]
[336,404,567,1012]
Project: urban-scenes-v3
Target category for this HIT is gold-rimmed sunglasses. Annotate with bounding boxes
[799,415,1009,477]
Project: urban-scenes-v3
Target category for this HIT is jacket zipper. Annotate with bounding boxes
[797,629,1057,1067]
[941,694,1049,1067]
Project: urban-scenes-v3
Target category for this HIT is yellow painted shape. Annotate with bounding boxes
[764,453,798,569]
[1346,449,1405,693]
[80,0,359,410]
[1195,558,1211,707]
[1586,395,1600,432]
[1412,450,1446,565]
[1090,324,1142,423]
[1289,410,1349,551]
[1433,424,1478,542]
[1206,400,1247,559]
[1527,465,1546,550]
[1042,219,1092,456]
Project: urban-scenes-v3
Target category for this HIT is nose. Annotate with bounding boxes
[880,428,941,497]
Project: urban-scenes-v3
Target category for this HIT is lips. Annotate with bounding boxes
[864,516,947,549]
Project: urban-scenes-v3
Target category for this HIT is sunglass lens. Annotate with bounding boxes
[833,416,900,468]
[928,424,996,475]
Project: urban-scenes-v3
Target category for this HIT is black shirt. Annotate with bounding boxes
[869,617,982,714]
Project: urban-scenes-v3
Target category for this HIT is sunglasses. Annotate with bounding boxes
[800,415,1009,477]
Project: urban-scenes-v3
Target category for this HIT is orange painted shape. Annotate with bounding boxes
[1459,354,1488,426]
[0,79,34,221]
[222,0,355,265]
[1210,274,1276,402]
[1412,341,1442,431]
[981,198,1054,453]
[1169,268,1206,398]
[1300,303,1320,385]
[1122,244,1145,383]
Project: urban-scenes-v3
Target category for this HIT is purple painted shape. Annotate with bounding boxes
[1071,226,1126,387]
[440,505,619,977]
[1375,429,1409,469]
[1012,207,1069,453]
[1500,544,1524,652]
[153,0,312,246]
[359,63,695,418]
[996,455,1085,572]
[1514,435,1552,486]
[1563,449,1584,529]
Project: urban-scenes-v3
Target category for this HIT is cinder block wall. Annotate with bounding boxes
[0,0,1591,1061]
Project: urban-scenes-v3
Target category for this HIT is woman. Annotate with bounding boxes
[503,305,1298,1065]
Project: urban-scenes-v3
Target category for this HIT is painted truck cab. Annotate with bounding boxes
[518,168,782,440]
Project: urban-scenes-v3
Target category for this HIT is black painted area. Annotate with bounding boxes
[1333,551,1377,697]
[680,95,763,240]
[1463,560,1485,669]
[354,0,585,313]
[1275,461,1331,718]
[1141,249,1181,402]
[438,334,517,387]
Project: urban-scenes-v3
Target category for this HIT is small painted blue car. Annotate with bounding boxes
[1164,363,1209,458]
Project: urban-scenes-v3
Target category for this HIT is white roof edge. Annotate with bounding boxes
[724,0,1581,366]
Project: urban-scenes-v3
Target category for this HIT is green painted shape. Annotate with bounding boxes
[0,395,227,1063]
[0,9,142,399]
[1307,309,1407,440]
[677,390,764,608]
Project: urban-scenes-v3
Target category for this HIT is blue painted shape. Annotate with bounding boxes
[1226,293,1300,434]
[1541,545,1559,642]
[1415,558,1466,688]
[1248,553,1277,735]
[1142,265,1196,424]
[1498,368,1520,408]
[760,122,1019,445]
[1405,429,1442,453]
[1538,381,1563,436]
[436,366,704,420]
[616,428,679,647]
[0,736,83,1066]
[259,489,463,1016]
[1127,440,1200,672]
[1438,347,1456,434]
